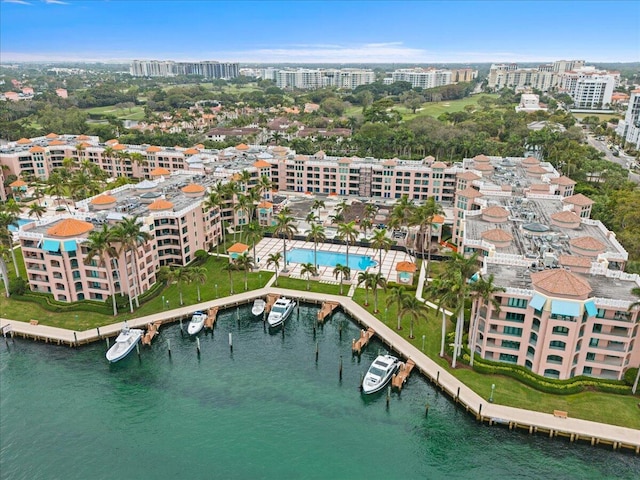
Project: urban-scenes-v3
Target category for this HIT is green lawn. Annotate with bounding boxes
[396,93,501,120]
[573,113,622,122]
[84,105,146,121]
[352,287,640,429]
[274,276,344,295]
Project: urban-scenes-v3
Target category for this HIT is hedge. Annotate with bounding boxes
[462,351,632,396]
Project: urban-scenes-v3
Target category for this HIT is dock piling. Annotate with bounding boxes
[136,342,141,360]
[168,338,171,357]
[229,332,233,352]
[338,322,342,340]
[456,387,460,403]
[105,337,109,348]
[386,386,391,408]
[425,403,430,418]
[96,327,101,338]
[315,341,319,363]
[359,372,364,392]
[73,331,78,347]
[196,337,201,356]
[339,355,343,381]
[179,319,184,337]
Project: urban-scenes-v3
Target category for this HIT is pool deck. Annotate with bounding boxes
[2,287,639,454]
[254,237,412,284]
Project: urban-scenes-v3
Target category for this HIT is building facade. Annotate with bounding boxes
[615,89,640,150]
[130,60,239,79]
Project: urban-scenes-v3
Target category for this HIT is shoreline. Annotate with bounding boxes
[2,287,639,454]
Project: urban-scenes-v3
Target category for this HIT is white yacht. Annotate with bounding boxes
[252,298,266,317]
[267,297,295,327]
[361,355,400,394]
[187,311,207,335]
[106,327,144,363]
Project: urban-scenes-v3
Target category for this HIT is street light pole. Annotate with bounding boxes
[215,284,218,298]
[489,383,496,403]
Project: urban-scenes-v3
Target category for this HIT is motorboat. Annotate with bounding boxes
[187,311,207,335]
[252,298,266,317]
[106,326,144,363]
[361,354,400,394]
[267,297,295,327]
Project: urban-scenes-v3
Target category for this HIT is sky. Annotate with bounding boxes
[1,0,639,64]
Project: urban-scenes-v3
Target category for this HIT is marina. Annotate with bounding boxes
[1,287,639,454]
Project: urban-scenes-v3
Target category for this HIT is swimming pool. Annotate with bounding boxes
[287,248,376,270]
[8,218,35,232]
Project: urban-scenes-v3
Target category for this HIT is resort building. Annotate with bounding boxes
[388,68,453,89]
[252,68,375,90]
[615,89,640,150]
[452,154,639,381]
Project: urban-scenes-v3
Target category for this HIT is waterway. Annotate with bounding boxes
[1,304,638,479]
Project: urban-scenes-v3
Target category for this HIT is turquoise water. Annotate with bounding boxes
[7,218,34,232]
[288,248,376,270]
[1,304,638,479]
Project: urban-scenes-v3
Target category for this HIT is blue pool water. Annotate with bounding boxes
[288,248,376,270]
[8,218,34,232]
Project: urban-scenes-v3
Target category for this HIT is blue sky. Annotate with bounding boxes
[1,1,639,63]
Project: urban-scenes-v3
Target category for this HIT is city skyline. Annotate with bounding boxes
[1,0,639,64]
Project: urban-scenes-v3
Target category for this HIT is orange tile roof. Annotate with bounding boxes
[569,236,605,252]
[530,183,550,192]
[558,255,592,268]
[473,154,490,162]
[563,193,594,206]
[9,179,27,187]
[551,211,581,223]
[106,139,119,145]
[432,214,445,224]
[46,218,94,237]
[195,144,204,149]
[382,159,397,166]
[253,160,271,168]
[16,138,31,145]
[483,205,509,218]
[522,156,540,165]
[146,145,162,153]
[150,167,170,176]
[148,199,174,211]
[45,132,58,139]
[79,142,92,148]
[181,184,205,193]
[227,242,249,253]
[184,148,199,155]
[531,269,591,297]
[113,144,127,151]
[481,228,513,242]
[475,163,494,171]
[457,186,483,198]
[457,171,480,181]
[431,161,447,169]
[526,165,548,174]
[76,134,90,141]
[49,139,66,146]
[29,146,45,153]
[396,261,417,273]
[551,176,576,186]
[258,201,273,208]
[272,146,287,154]
[231,173,242,182]
[235,143,249,151]
[90,194,117,205]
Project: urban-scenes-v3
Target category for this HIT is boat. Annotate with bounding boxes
[105,326,144,363]
[361,354,400,394]
[252,298,266,316]
[267,297,296,327]
[187,311,207,335]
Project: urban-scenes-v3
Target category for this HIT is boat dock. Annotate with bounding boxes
[265,294,280,313]
[141,322,161,346]
[317,301,339,323]
[352,327,375,355]
[204,306,219,330]
[1,287,639,454]
[391,359,415,391]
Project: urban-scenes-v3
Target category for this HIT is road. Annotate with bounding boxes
[585,133,640,183]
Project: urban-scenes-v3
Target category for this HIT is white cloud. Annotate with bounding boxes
[44,0,69,4]
[3,0,32,5]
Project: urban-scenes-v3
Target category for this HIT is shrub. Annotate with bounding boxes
[623,367,638,386]
[9,277,28,296]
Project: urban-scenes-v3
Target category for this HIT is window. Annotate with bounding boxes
[589,338,599,348]
[532,318,540,332]
[586,352,595,361]
[547,354,563,364]
[544,369,560,379]
[507,297,527,308]
[505,312,525,323]
[592,323,602,333]
[503,326,522,337]
[596,308,606,318]
[553,326,569,336]
[501,340,520,350]
[549,340,566,350]
[583,366,592,375]
[499,353,518,363]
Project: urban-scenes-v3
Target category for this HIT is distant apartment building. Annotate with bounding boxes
[616,89,640,150]
[130,60,239,79]
[453,154,639,381]
[558,67,618,110]
[252,68,375,90]
[450,68,478,83]
[515,93,547,112]
[389,68,452,89]
[487,60,586,91]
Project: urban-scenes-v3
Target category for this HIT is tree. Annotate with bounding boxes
[0,244,10,297]
[401,90,426,114]
[0,211,20,278]
[266,252,282,287]
[370,229,392,272]
[410,196,444,277]
[468,274,504,367]
[245,221,263,265]
[113,216,151,309]
[386,286,409,330]
[336,221,358,279]
[306,223,326,269]
[222,261,238,295]
[370,272,387,314]
[300,262,317,290]
[84,224,119,316]
[312,199,325,218]
[400,295,429,339]
[333,263,350,295]
[188,266,208,302]
[357,271,373,306]
[234,252,255,291]
[273,212,297,273]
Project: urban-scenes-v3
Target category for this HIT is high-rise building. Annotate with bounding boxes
[390,68,453,89]
[130,60,239,79]
[616,89,640,150]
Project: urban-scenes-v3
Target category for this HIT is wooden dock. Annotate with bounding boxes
[317,301,339,324]
[204,306,219,330]
[352,327,375,355]
[265,294,280,313]
[392,359,415,391]
[141,322,161,346]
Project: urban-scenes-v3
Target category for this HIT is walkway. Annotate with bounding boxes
[1,288,639,452]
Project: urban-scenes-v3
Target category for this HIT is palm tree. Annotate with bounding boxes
[273,211,297,273]
[335,199,349,218]
[357,271,373,306]
[333,263,350,295]
[27,203,46,221]
[370,229,391,272]
[222,261,238,295]
[0,211,19,278]
[386,286,409,330]
[411,197,444,278]
[244,221,263,265]
[401,295,429,339]
[312,199,325,218]
[113,216,151,309]
[0,244,11,297]
[306,223,326,269]
[46,170,70,213]
[364,203,377,220]
[224,181,241,242]
[388,195,414,232]
[336,221,358,279]
[266,252,282,287]
[234,194,252,241]
[360,218,372,240]
[174,267,192,306]
[305,211,319,224]
[84,224,119,316]
[235,252,255,291]
[300,262,317,290]
[255,175,273,201]
[370,272,387,314]
[188,266,208,302]
[468,274,504,367]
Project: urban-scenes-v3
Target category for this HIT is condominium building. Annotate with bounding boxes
[615,89,640,150]
[390,68,452,89]
[130,60,239,79]
[558,67,618,110]
[252,68,375,90]
[453,154,639,381]
[488,60,586,92]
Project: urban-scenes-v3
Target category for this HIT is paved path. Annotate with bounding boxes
[1,288,639,451]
